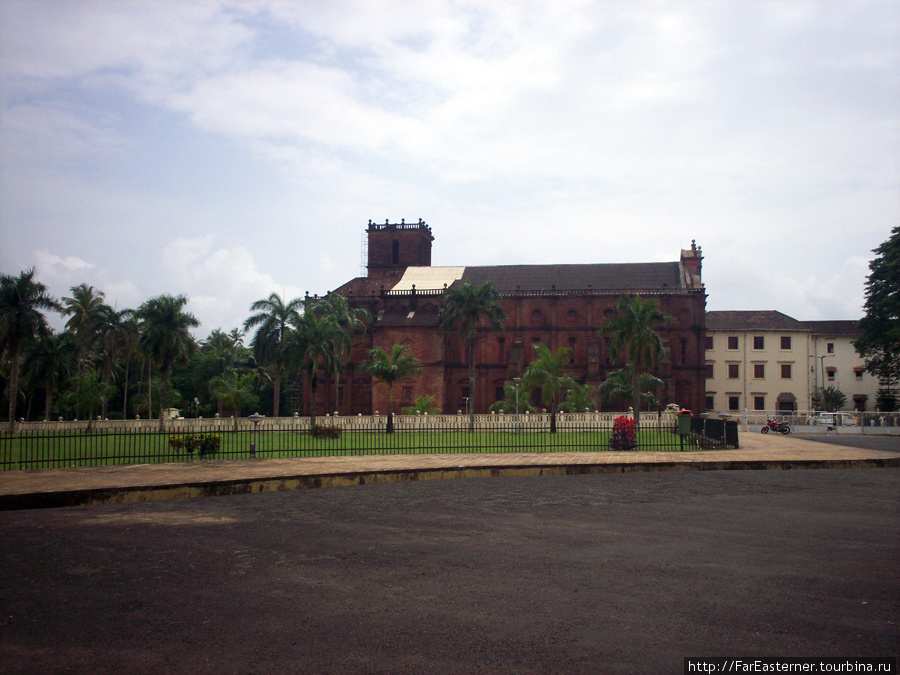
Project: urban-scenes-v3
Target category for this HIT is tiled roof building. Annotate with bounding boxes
[319,219,708,416]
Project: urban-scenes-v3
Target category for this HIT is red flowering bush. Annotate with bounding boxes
[609,415,637,451]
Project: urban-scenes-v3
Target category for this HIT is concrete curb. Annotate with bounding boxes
[3,453,899,511]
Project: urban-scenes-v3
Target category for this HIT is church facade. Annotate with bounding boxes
[324,219,708,416]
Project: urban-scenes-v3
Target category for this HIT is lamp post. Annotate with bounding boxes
[248,412,264,458]
[514,378,521,416]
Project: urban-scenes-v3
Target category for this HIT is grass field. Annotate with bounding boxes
[0,427,690,471]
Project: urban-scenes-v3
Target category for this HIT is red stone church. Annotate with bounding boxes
[323,219,707,416]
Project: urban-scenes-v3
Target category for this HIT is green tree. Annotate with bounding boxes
[559,382,599,413]
[811,386,847,413]
[522,343,577,433]
[402,394,440,416]
[244,293,303,418]
[439,281,506,429]
[136,294,200,429]
[0,269,64,429]
[599,365,664,412]
[601,295,674,428]
[95,305,135,418]
[22,330,78,420]
[62,283,108,369]
[209,371,258,429]
[288,310,343,425]
[488,379,536,414]
[311,293,371,412]
[855,225,900,405]
[362,344,422,433]
[64,368,116,432]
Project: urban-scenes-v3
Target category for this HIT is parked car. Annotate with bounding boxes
[810,412,859,426]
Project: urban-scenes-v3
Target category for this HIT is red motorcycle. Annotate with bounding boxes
[761,419,791,434]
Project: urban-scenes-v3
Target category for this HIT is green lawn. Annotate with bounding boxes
[1,427,689,470]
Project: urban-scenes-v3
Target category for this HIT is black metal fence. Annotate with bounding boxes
[690,417,740,449]
[1,413,737,471]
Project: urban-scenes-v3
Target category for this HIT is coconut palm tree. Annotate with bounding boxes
[599,365,664,412]
[95,305,135,418]
[362,343,422,433]
[559,382,599,413]
[136,294,199,429]
[62,283,108,369]
[209,371,258,429]
[601,295,675,428]
[22,330,78,420]
[288,310,343,426]
[522,343,578,433]
[0,269,64,429]
[439,281,506,429]
[244,293,303,418]
[310,293,371,412]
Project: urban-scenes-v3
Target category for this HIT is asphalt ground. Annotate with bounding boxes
[1,467,897,674]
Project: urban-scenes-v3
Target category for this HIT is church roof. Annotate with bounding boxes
[438,262,685,293]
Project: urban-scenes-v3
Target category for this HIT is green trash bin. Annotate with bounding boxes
[677,410,692,435]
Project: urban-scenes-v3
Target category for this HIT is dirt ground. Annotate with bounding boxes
[1,468,898,674]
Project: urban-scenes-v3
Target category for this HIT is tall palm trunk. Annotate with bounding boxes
[272,358,282,418]
[632,366,641,430]
[7,343,20,431]
[467,338,476,433]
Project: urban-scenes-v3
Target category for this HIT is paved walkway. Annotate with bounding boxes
[1,432,898,510]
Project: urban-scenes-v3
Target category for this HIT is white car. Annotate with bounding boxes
[811,412,859,427]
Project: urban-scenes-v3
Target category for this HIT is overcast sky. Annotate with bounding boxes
[2,0,898,338]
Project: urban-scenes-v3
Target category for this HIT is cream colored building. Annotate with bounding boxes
[705,311,812,415]
[705,311,877,415]
[804,320,879,411]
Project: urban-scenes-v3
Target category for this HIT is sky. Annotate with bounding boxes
[1,0,898,339]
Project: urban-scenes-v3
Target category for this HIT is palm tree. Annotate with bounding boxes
[488,379,536,414]
[0,269,63,429]
[288,310,343,426]
[362,343,422,433]
[559,382,599,413]
[136,294,200,429]
[439,281,506,429]
[244,293,303,418]
[64,368,115,432]
[62,283,108,369]
[209,371,258,429]
[95,305,135,418]
[22,330,78,420]
[522,343,578,433]
[601,295,675,428]
[311,293,371,412]
[599,365,664,412]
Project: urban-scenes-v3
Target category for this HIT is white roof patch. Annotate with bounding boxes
[391,266,465,292]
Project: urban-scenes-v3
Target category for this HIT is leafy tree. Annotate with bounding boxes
[488,379,536,414]
[362,343,422,433]
[64,368,116,432]
[136,294,200,429]
[558,382,599,413]
[95,305,136,418]
[311,293,371,412]
[522,343,577,433]
[22,330,78,420]
[209,371,258,429]
[601,295,674,428]
[288,310,343,425]
[244,293,303,417]
[811,386,847,413]
[0,269,64,429]
[875,388,897,413]
[855,225,900,405]
[62,283,108,369]
[599,365,664,412]
[402,394,440,416]
[439,281,506,429]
